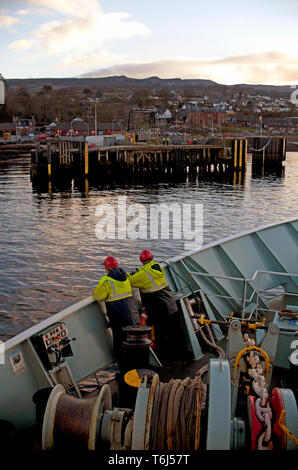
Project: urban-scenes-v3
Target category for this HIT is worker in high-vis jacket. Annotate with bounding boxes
[129,250,178,360]
[92,256,139,371]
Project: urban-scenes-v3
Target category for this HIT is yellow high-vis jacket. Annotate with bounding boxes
[92,275,133,302]
[129,260,168,294]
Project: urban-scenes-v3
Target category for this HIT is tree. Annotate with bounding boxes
[42,85,53,95]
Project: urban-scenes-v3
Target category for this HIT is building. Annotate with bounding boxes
[0,117,36,138]
[233,114,257,127]
[157,108,172,126]
[0,122,16,139]
[15,117,36,135]
[186,110,227,128]
[262,117,298,133]
[0,73,5,105]
[45,120,123,137]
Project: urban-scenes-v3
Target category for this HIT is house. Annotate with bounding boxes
[0,117,36,138]
[233,114,257,127]
[186,110,227,128]
[157,109,172,120]
[156,108,172,126]
[0,122,16,139]
[262,117,297,133]
[15,117,36,134]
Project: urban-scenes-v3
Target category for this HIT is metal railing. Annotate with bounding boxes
[184,268,298,319]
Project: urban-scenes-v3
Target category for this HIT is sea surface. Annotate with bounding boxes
[0,153,298,341]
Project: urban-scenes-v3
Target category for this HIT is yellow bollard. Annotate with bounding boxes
[85,178,89,197]
[244,139,247,167]
[233,139,238,169]
[238,139,243,169]
[84,141,89,175]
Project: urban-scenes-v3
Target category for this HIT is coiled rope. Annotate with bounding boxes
[277,308,298,321]
[149,377,204,450]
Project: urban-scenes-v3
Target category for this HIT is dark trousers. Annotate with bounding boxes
[141,288,178,360]
[106,297,140,372]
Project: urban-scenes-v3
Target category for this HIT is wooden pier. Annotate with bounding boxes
[30,138,248,181]
[0,143,35,159]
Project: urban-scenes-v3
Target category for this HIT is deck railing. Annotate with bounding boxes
[184,268,298,319]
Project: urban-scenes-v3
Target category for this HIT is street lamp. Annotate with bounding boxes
[94,98,99,136]
[112,117,117,134]
[71,117,83,139]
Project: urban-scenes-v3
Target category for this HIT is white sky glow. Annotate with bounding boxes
[0,0,297,85]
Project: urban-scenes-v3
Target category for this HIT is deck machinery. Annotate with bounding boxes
[1,219,298,452]
[40,315,298,451]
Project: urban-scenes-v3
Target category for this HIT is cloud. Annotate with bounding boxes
[80,52,298,85]
[8,39,35,51]
[56,52,128,70]
[5,2,297,85]
[27,0,101,18]
[8,1,150,58]
[0,14,19,29]
[17,8,52,16]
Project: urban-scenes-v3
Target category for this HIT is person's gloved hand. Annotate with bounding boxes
[130,269,138,275]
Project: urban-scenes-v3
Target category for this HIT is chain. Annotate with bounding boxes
[243,333,274,450]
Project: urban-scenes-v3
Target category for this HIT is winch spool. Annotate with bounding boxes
[42,384,112,450]
[131,372,203,450]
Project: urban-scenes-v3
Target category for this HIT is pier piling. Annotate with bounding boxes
[251,136,286,171]
[30,138,249,181]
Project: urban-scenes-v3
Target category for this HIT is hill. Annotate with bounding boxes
[5,76,293,97]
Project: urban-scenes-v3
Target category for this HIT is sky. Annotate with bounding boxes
[0,0,297,85]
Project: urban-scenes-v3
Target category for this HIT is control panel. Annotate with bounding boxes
[31,322,74,370]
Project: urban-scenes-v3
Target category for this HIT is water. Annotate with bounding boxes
[0,154,298,341]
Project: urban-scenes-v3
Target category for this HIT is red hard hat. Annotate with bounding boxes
[139,249,153,261]
[103,256,118,269]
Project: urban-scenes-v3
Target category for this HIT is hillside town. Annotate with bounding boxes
[0,80,298,142]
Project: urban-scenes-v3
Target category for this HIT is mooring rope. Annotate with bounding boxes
[195,323,226,377]
[149,377,204,450]
[248,138,272,153]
